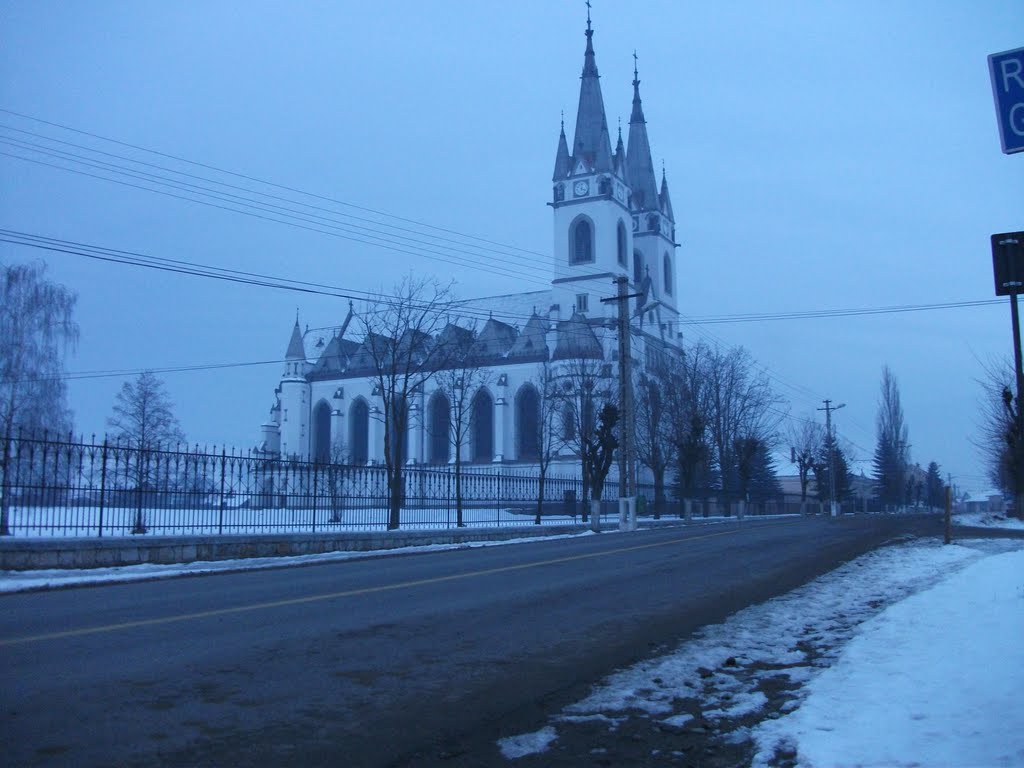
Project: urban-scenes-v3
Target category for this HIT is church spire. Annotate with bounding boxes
[571,7,613,172]
[552,114,571,181]
[285,315,305,360]
[625,51,659,211]
[660,164,675,223]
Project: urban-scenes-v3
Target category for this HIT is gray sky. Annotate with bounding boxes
[1,1,1021,494]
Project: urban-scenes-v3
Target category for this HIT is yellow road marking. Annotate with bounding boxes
[1,523,788,647]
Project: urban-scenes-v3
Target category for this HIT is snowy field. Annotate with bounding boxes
[499,536,1024,766]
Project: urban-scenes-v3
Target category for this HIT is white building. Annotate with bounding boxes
[258,16,681,475]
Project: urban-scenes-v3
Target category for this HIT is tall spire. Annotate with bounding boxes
[553,113,571,181]
[626,51,659,211]
[285,316,305,360]
[660,164,675,222]
[572,6,613,172]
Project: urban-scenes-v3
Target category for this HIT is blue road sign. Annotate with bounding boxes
[989,46,1024,155]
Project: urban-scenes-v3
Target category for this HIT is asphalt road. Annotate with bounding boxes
[0,515,941,767]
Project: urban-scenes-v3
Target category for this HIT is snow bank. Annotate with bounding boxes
[753,548,1024,767]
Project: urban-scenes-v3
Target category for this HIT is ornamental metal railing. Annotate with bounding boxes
[0,431,603,538]
[0,431,818,539]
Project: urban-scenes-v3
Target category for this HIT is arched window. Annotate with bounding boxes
[471,389,494,462]
[617,220,627,266]
[312,400,332,463]
[571,217,594,265]
[427,392,451,463]
[663,252,673,296]
[515,385,541,461]
[633,250,644,285]
[349,398,369,464]
[562,404,576,443]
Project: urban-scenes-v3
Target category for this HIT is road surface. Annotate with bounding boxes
[0,515,939,767]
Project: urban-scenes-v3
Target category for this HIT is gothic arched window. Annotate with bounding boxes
[349,398,369,464]
[617,220,627,267]
[312,400,332,463]
[427,391,451,464]
[633,250,644,285]
[571,217,594,265]
[515,385,541,461]
[663,252,673,296]
[471,389,494,462]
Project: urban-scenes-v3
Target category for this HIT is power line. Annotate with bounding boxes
[0,109,551,260]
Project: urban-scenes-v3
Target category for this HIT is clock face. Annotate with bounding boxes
[614,184,625,202]
[573,180,589,197]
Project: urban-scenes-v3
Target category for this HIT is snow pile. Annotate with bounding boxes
[497,726,557,759]
[561,541,982,721]
[954,510,1024,531]
[752,547,1024,767]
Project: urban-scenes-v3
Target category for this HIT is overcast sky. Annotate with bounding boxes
[1,1,1021,494]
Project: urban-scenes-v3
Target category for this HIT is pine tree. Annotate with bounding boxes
[873,366,909,505]
[925,462,944,509]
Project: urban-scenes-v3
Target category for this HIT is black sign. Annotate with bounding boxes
[992,232,1024,296]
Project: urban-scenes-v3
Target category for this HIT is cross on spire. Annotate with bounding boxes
[633,49,638,80]
[586,0,592,28]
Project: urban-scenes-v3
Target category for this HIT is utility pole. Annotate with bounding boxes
[602,276,641,529]
[817,399,845,517]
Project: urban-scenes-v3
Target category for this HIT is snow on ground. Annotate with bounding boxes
[752,546,1024,767]
[954,510,1024,531]
[499,536,1024,765]
[497,727,559,760]
[0,529,603,593]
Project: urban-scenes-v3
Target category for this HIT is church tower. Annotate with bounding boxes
[550,13,633,323]
[626,57,680,344]
[278,316,311,459]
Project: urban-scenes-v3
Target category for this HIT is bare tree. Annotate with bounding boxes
[666,342,713,509]
[1,262,79,534]
[359,276,455,529]
[580,402,619,531]
[701,343,783,497]
[634,360,676,517]
[433,324,491,527]
[532,359,566,524]
[559,352,614,524]
[107,371,185,533]
[788,418,824,506]
[872,365,910,506]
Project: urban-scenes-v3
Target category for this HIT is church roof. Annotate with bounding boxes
[285,318,306,360]
[551,312,603,361]
[308,334,359,379]
[626,61,659,212]
[570,18,614,173]
[471,318,518,363]
[507,312,550,362]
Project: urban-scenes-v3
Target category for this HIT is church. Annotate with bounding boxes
[257,15,681,474]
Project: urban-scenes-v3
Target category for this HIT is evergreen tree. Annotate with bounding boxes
[814,432,852,503]
[921,462,942,512]
[873,366,909,504]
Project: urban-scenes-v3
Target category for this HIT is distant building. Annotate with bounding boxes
[257,15,681,475]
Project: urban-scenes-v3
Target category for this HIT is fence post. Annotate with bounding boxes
[218,447,227,535]
[0,430,11,536]
[311,464,318,533]
[98,438,108,537]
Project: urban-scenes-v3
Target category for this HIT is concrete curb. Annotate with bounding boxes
[0,524,597,570]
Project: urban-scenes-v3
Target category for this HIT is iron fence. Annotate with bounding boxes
[0,431,610,538]
[0,431,842,539]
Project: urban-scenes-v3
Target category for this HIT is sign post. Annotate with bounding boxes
[992,233,1024,405]
[988,47,1024,155]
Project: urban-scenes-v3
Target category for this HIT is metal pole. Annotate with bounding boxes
[1011,293,1024,406]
